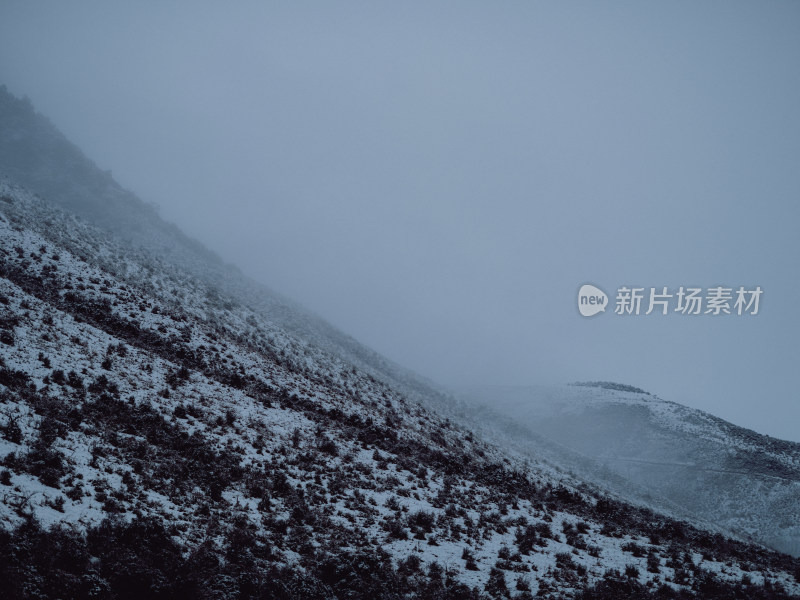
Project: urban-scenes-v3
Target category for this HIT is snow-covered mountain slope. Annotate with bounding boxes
[456,383,800,558]
[0,87,799,598]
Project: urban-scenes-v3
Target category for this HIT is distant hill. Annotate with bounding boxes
[457,383,800,557]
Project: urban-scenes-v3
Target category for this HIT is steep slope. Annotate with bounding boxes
[0,89,798,598]
[456,383,800,558]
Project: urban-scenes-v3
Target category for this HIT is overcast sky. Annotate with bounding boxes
[1,1,799,441]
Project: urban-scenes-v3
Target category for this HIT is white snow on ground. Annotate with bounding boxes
[1,181,798,597]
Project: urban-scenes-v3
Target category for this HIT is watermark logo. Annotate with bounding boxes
[578,284,762,317]
[578,284,609,317]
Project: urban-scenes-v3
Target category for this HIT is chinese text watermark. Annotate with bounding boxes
[578,284,762,317]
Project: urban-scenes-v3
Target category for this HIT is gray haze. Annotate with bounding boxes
[2,2,799,441]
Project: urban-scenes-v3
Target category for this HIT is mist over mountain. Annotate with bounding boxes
[0,85,450,407]
[1,87,799,598]
[3,2,799,445]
